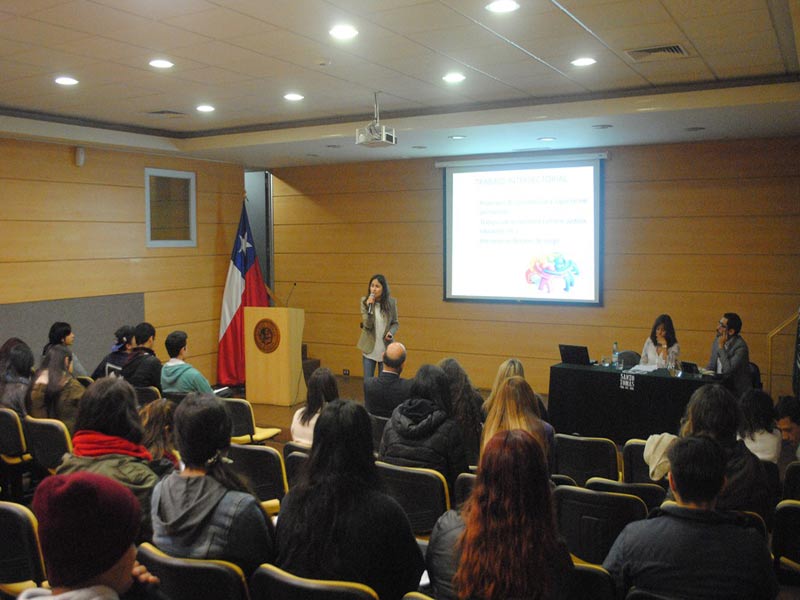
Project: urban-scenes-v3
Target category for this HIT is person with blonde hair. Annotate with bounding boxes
[482,376,552,462]
[483,358,548,421]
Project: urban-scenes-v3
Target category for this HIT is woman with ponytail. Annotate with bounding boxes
[427,429,574,600]
[28,344,85,433]
[151,393,275,575]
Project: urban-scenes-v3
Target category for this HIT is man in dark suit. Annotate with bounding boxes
[364,342,413,418]
[706,312,751,399]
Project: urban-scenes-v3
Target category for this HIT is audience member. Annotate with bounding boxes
[121,323,163,391]
[379,364,468,490]
[139,399,179,474]
[427,429,574,600]
[290,366,338,445]
[776,394,800,477]
[483,357,548,421]
[680,384,771,521]
[707,312,752,398]
[91,325,135,380]
[151,393,275,575]
[0,338,34,416]
[43,321,88,377]
[276,399,424,600]
[639,313,680,368]
[604,435,777,599]
[438,357,483,466]
[57,377,158,542]
[160,331,212,394]
[19,471,164,600]
[481,376,551,463]
[737,389,781,463]
[28,344,84,433]
[364,342,413,417]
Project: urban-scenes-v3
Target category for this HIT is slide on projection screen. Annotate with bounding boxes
[443,155,604,306]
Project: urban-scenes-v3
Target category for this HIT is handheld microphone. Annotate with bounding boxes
[367,293,375,315]
[285,282,297,307]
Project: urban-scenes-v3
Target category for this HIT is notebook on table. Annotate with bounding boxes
[559,344,591,366]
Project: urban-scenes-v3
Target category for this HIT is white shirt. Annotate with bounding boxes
[739,429,782,463]
[365,305,387,362]
[640,338,680,368]
[290,407,319,446]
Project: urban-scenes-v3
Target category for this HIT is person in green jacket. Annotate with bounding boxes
[160,331,213,394]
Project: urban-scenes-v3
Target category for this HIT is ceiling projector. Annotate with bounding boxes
[355,91,397,147]
[356,124,397,147]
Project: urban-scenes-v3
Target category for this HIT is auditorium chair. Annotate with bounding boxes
[585,477,666,512]
[136,543,248,600]
[376,461,450,536]
[24,416,72,475]
[771,500,800,574]
[0,407,33,501]
[284,451,309,488]
[554,433,620,486]
[249,563,378,600]
[221,397,280,444]
[572,563,616,600]
[226,444,287,502]
[783,461,800,500]
[0,500,47,597]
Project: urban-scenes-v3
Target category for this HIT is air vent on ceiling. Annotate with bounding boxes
[625,44,689,63]
[146,110,187,118]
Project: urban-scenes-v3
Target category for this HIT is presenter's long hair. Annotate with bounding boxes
[300,367,339,426]
[283,400,379,565]
[365,273,391,314]
[455,429,561,600]
[481,376,546,454]
[649,314,678,347]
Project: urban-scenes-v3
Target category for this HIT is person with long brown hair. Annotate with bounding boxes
[427,429,574,600]
[28,344,84,434]
[290,366,338,445]
[438,357,483,466]
[481,375,552,462]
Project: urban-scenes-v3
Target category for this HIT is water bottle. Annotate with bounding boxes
[612,341,619,369]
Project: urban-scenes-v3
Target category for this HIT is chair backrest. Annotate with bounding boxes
[554,485,648,564]
[282,440,311,462]
[0,501,47,592]
[75,375,94,388]
[136,543,248,600]
[585,477,666,512]
[369,413,389,452]
[572,563,616,600]
[222,398,256,438]
[284,451,309,488]
[402,593,436,600]
[24,416,72,474]
[617,350,641,369]
[0,408,28,459]
[376,461,450,535]
[226,444,288,501]
[554,433,619,486]
[622,439,665,487]
[551,473,578,487]
[249,563,378,600]
[162,391,187,403]
[135,386,161,406]
[783,461,800,500]
[454,472,476,508]
[771,500,800,570]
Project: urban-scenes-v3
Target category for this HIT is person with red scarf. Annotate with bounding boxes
[57,377,159,542]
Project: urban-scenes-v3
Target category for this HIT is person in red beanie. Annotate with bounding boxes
[19,471,162,600]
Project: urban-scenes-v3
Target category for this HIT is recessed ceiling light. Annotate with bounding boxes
[284,93,304,101]
[571,57,596,67]
[592,124,613,129]
[449,135,467,140]
[685,126,706,132]
[149,59,174,69]
[329,24,358,40]
[55,76,78,86]
[196,104,215,113]
[538,136,556,142]
[485,0,519,13]
[442,72,466,83]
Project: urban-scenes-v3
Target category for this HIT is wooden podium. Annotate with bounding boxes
[244,307,307,406]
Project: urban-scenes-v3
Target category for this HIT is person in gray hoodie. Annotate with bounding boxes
[151,393,274,575]
[159,331,213,394]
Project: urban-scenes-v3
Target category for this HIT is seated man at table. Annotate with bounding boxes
[777,394,800,478]
[604,435,777,600]
[706,312,751,398]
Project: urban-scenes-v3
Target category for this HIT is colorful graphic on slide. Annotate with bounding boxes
[525,253,580,293]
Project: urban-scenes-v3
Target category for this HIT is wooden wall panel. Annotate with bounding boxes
[272,137,800,397]
[0,137,243,386]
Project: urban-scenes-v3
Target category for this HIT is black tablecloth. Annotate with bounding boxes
[547,363,714,444]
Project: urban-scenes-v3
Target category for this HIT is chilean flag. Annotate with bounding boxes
[217,204,269,385]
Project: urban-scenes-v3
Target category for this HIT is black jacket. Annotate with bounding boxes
[121,347,162,391]
[379,397,468,490]
[364,371,413,418]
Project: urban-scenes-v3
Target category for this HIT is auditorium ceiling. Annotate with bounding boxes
[0,0,798,166]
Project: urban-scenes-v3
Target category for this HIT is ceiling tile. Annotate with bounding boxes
[28,0,154,35]
[164,7,277,38]
[91,0,216,20]
[0,0,73,17]
[172,66,254,85]
[659,0,765,19]
[678,8,774,41]
[0,15,91,45]
[369,1,473,33]
[567,0,673,30]
[104,22,212,51]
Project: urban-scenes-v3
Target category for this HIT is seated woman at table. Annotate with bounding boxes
[640,314,680,368]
